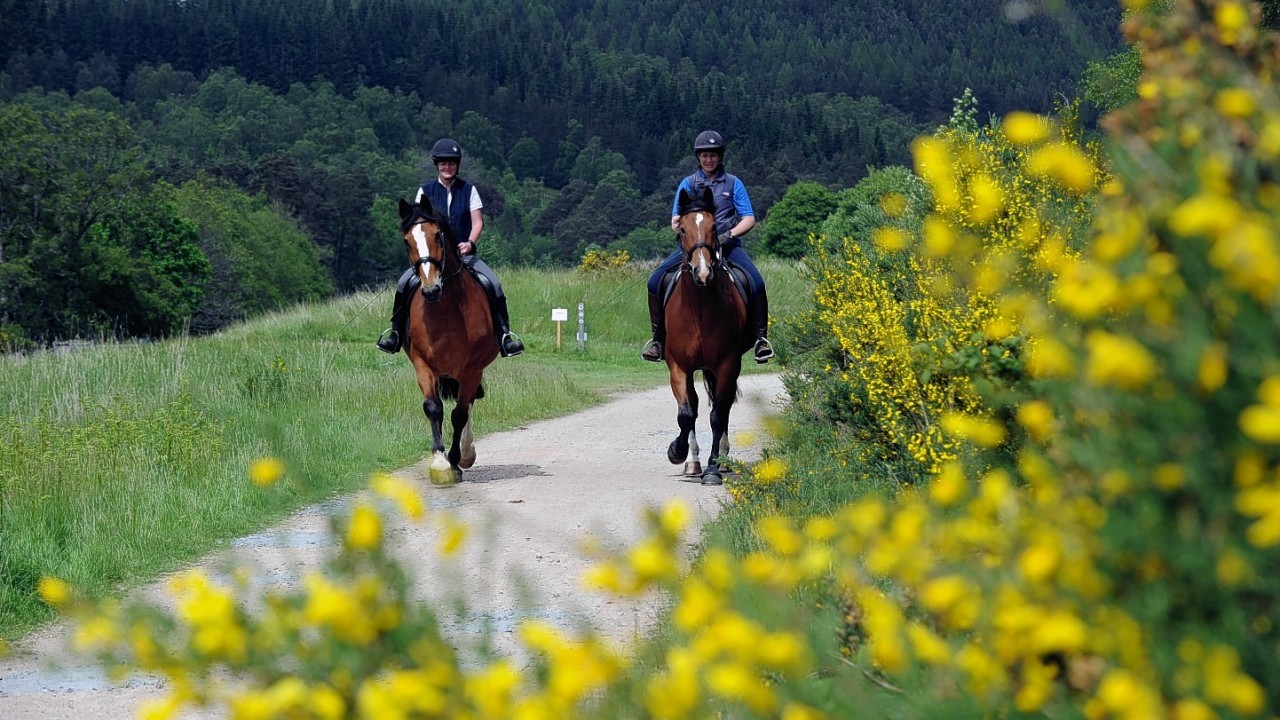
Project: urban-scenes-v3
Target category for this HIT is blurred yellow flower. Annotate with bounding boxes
[370,472,425,519]
[1016,401,1054,442]
[1026,143,1096,194]
[1002,111,1051,146]
[1197,342,1229,393]
[1084,330,1158,390]
[754,457,788,482]
[929,461,967,507]
[970,174,1005,224]
[439,514,468,556]
[346,503,381,551]
[1239,404,1280,443]
[248,457,285,487]
[873,226,910,253]
[940,412,1006,448]
[880,192,908,217]
[37,576,72,607]
[1215,88,1255,118]
[659,500,690,536]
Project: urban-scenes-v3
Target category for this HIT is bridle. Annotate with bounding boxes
[406,217,464,289]
[676,225,723,277]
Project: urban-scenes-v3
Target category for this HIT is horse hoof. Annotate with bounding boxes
[668,438,689,464]
[683,461,702,476]
[459,451,477,470]
[701,471,723,486]
[429,465,458,487]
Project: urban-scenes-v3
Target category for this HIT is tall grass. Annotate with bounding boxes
[0,258,807,638]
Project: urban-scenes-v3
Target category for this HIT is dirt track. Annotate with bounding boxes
[0,373,787,719]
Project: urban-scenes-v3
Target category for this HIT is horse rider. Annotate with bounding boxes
[640,130,774,364]
[377,138,524,358]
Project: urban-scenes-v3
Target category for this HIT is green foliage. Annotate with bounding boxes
[761,181,839,259]
[173,177,332,333]
[1083,47,1141,113]
[76,182,211,338]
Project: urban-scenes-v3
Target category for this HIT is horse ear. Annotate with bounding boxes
[398,198,412,219]
[677,188,694,216]
[418,195,436,217]
[700,186,714,208]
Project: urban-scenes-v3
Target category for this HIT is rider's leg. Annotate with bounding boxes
[724,246,773,363]
[470,257,524,358]
[641,250,683,362]
[376,267,416,354]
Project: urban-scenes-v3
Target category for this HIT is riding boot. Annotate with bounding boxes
[376,281,410,354]
[751,290,774,364]
[640,291,665,362]
[492,296,525,358]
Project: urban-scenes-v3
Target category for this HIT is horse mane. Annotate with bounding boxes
[399,197,461,263]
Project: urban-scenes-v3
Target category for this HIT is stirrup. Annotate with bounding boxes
[640,339,663,362]
[500,332,524,358]
[376,328,401,354]
[753,337,774,363]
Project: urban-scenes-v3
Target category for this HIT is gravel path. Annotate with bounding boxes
[0,373,787,719]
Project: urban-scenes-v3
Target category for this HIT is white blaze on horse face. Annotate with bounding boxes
[693,212,712,284]
[412,223,441,289]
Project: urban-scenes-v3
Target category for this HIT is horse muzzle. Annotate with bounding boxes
[421,283,443,303]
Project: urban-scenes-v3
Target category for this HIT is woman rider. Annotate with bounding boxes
[377,138,524,358]
[640,130,773,364]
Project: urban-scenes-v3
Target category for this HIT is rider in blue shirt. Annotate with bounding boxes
[640,130,774,364]
[377,138,524,358]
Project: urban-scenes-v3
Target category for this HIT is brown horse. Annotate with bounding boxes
[397,196,498,486]
[663,186,754,485]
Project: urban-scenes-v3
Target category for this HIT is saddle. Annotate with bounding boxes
[659,261,751,310]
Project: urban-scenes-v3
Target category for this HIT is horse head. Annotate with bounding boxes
[398,197,457,303]
[675,186,721,287]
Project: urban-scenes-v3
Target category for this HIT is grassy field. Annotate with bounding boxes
[0,258,809,639]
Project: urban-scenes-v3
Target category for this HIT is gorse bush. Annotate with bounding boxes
[28,1,1280,718]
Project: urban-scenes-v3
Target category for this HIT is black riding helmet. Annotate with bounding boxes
[693,130,725,156]
[431,138,463,164]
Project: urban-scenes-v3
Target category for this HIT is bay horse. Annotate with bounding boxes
[397,196,498,486]
[663,186,753,485]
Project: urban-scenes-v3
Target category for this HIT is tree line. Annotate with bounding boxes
[0,0,1131,347]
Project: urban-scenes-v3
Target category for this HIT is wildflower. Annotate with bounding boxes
[345,503,382,551]
[1197,342,1229,393]
[1239,405,1280,443]
[940,412,1006,448]
[757,516,803,556]
[370,472,425,519]
[873,226,910,253]
[929,461,968,507]
[1026,143,1096,195]
[1084,331,1158,390]
[438,514,468,556]
[1215,88,1255,118]
[754,457,787,482]
[1002,112,1051,146]
[248,457,285,487]
[658,500,690,537]
[1016,401,1054,442]
[37,576,72,607]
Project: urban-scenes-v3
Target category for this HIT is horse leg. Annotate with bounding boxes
[448,378,483,475]
[447,401,472,474]
[666,367,700,475]
[422,395,455,486]
[457,413,476,469]
[702,369,739,486]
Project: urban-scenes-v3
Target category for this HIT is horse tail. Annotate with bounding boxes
[436,377,485,401]
[702,371,741,401]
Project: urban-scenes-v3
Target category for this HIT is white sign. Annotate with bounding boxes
[551,308,569,321]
